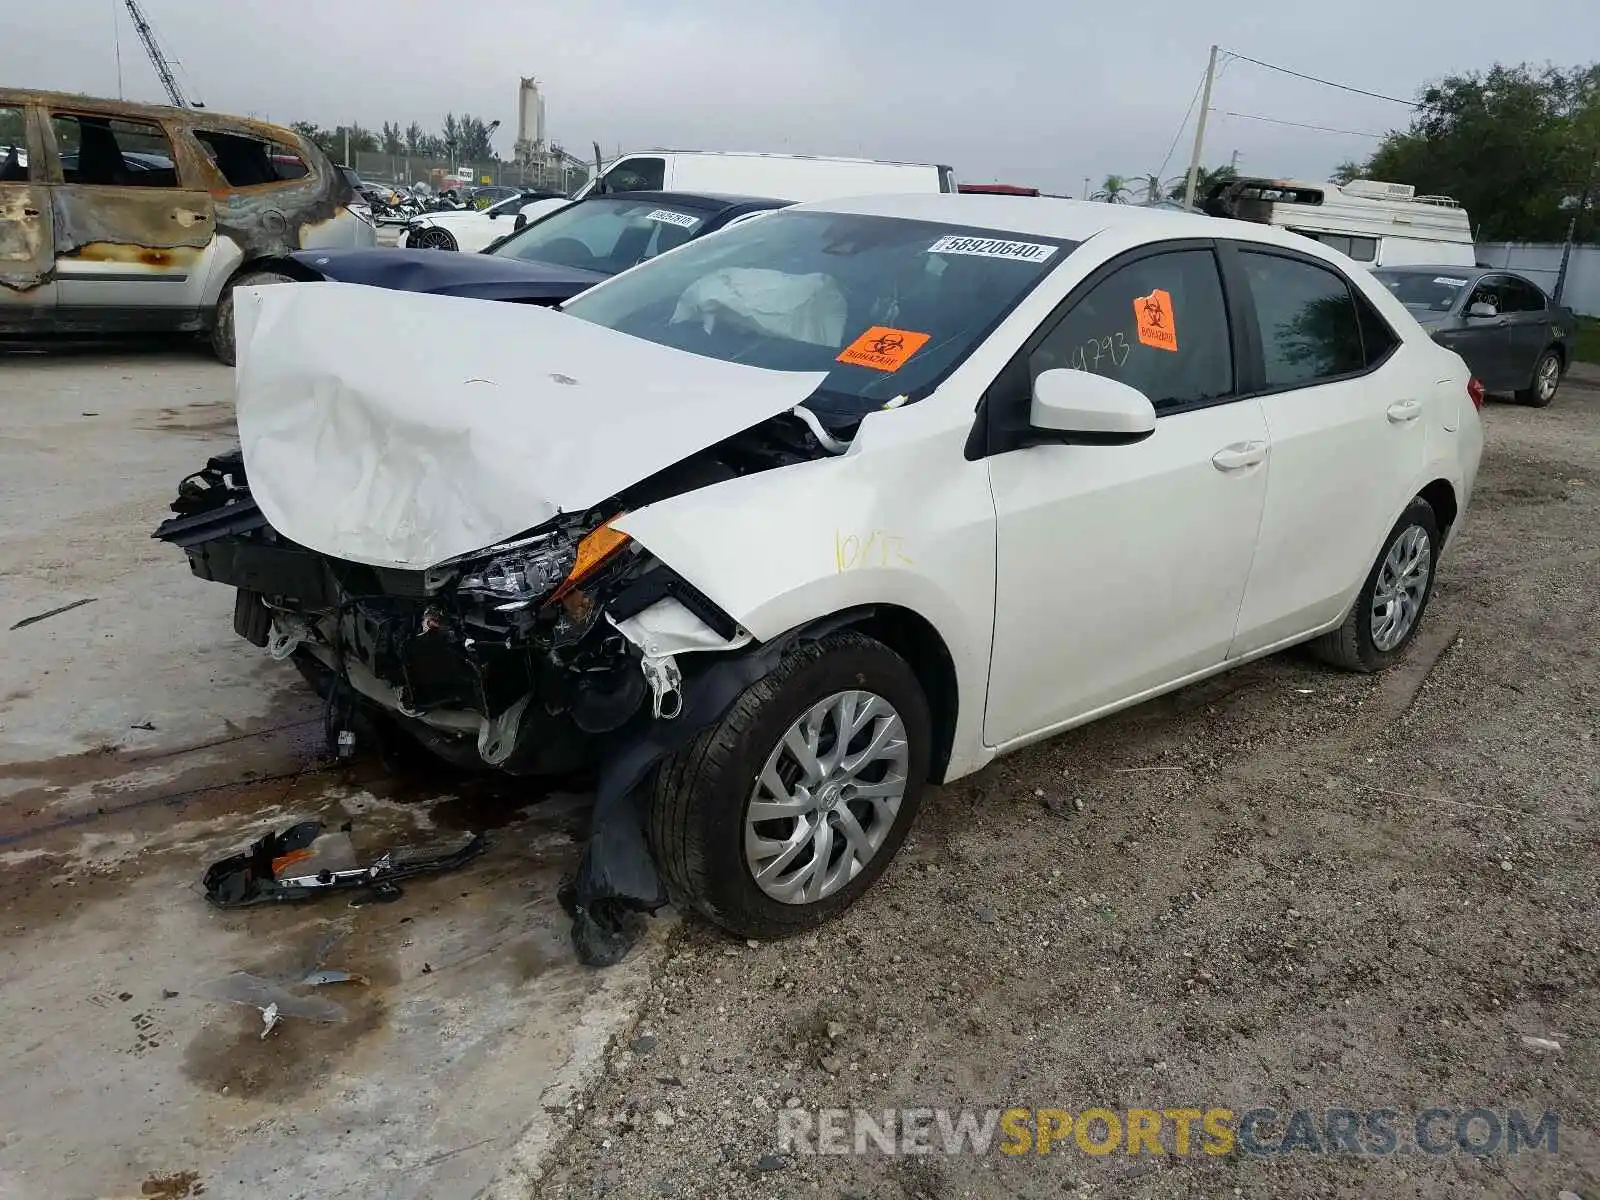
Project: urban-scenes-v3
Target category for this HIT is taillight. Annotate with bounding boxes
[1467,378,1485,410]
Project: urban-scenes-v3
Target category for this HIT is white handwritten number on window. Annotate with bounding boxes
[1068,333,1131,374]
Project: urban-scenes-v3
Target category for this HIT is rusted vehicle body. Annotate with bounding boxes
[0,88,375,361]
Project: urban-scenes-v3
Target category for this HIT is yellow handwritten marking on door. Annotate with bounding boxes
[1133,289,1178,352]
[835,530,913,572]
[836,327,931,372]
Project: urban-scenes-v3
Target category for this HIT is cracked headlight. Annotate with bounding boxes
[457,533,577,608]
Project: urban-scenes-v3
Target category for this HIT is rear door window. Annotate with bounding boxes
[1239,251,1365,387]
[52,113,179,187]
[1502,277,1547,313]
[195,130,309,186]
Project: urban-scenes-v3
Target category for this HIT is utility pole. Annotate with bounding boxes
[343,125,350,168]
[1183,44,1219,210]
[1082,176,1090,200]
[1230,148,1240,172]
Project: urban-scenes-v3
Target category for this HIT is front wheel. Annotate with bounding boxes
[1311,497,1442,673]
[649,631,931,939]
[1516,350,1562,408]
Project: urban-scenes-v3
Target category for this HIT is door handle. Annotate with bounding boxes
[1211,441,1267,472]
[22,207,39,217]
[1386,400,1422,423]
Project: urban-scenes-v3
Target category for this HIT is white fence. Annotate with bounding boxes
[1474,243,1600,318]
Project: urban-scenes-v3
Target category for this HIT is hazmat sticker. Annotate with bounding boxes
[644,209,698,228]
[1134,289,1178,352]
[836,326,932,372]
[927,235,1058,263]
[1432,276,1469,286]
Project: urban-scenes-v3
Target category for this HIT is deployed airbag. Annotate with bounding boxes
[233,283,827,569]
[670,268,847,347]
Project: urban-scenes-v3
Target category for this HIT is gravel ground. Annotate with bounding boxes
[534,371,1599,1199]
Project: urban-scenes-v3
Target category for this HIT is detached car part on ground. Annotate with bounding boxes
[292,191,790,305]
[157,197,1483,965]
[0,88,374,363]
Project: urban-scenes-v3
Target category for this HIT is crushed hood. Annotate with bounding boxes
[234,282,826,570]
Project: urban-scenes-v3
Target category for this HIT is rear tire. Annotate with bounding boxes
[1515,350,1562,408]
[210,269,295,366]
[409,226,458,251]
[1312,498,1441,673]
[649,632,931,940]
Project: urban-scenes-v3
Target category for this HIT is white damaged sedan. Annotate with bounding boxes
[158,195,1483,960]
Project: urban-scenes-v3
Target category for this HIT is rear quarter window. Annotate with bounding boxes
[195,130,312,186]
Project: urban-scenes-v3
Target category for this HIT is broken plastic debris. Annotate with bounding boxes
[200,972,348,1024]
[1519,1035,1562,1053]
[301,969,369,988]
[201,820,484,908]
[259,1002,281,1039]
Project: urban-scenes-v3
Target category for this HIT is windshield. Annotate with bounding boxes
[562,210,1074,421]
[1374,270,1471,312]
[489,197,708,275]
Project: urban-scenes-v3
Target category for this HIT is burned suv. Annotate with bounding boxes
[0,88,374,361]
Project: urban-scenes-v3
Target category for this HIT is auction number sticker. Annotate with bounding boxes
[837,326,932,372]
[1432,276,1470,286]
[927,235,1058,263]
[644,209,698,228]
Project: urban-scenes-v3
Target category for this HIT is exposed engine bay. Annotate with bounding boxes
[156,412,830,779]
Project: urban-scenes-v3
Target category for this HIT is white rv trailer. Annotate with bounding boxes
[1203,177,1475,268]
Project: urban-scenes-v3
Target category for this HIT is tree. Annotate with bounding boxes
[1331,159,1364,185]
[1093,174,1133,203]
[1167,163,1237,203]
[1352,63,1599,241]
[1138,173,1165,203]
[289,120,336,155]
[455,114,496,163]
[382,122,404,157]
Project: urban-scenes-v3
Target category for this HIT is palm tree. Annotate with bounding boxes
[1092,174,1133,204]
[1138,173,1165,203]
[1166,163,1238,203]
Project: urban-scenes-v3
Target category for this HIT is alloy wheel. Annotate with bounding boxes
[411,227,456,251]
[744,690,910,905]
[1370,525,1432,651]
[1537,355,1560,403]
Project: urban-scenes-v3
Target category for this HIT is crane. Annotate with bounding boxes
[121,0,196,108]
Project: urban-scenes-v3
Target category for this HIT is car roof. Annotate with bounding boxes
[790,192,1316,249]
[593,189,791,212]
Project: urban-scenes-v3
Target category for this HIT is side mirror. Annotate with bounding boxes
[1030,369,1156,444]
[514,213,527,231]
[1467,301,1498,319]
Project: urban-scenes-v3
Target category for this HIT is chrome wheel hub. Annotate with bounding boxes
[1538,356,1559,401]
[1370,524,1432,651]
[744,690,909,905]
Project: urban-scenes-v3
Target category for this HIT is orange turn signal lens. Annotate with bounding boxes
[550,521,630,601]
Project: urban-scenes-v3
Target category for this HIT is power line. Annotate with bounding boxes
[1220,111,1391,139]
[1155,64,1210,181]
[1221,49,1419,108]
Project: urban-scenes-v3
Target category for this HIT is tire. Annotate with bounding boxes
[1516,349,1562,408]
[1312,497,1442,673]
[649,631,932,939]
[210,269,295,365]
[409,226,458,251]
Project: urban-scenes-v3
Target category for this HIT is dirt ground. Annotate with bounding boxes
[0,350,666,1200]
[534,372,1600,1199]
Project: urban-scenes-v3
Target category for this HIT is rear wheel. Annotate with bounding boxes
[409,226,458,251]
[210,269,295,365]
[649,632,931,939]
[1516,350,1562,408]
[1312,498,1441,673]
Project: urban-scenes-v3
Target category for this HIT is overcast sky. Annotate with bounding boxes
[5,0,1596,193]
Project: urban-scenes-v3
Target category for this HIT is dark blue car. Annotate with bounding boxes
[291,190,791,306]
